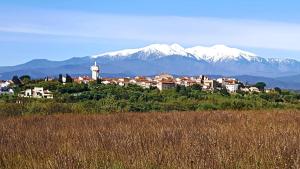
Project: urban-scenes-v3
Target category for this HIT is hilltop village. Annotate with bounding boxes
[0,62,273,99]
[79,62,265,93]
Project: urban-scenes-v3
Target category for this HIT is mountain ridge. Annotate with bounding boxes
[93,44,299,64]
[1,43,300,89]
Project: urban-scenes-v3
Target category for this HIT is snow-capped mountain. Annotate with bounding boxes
[185,45,264,63]
[90,43,300,77]
[94,44,191,60]
[266,58,299,64]
[1,43,300,86]
[93,43,285,64]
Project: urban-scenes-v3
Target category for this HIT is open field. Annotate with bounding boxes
[0,110,300,169]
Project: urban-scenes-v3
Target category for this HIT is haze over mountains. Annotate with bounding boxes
[1,44,300,89]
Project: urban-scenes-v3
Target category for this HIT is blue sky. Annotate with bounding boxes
[1,0,300,66]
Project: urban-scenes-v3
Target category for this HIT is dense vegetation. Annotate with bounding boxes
[1,79,300,116]
[1,79,299,168]
[0,110,299,169]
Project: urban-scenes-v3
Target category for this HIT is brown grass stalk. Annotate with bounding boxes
[0,110,299,169]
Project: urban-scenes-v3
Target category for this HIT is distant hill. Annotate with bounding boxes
[276,74,300,84]
[232,75,300,89]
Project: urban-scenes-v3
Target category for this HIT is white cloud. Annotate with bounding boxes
[1,7,300,51]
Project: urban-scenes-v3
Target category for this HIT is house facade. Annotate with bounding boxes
[19,87,54,99]
[157,80,176,91]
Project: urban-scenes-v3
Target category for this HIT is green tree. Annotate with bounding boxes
[12,76,22,86]
[219,87,229,96]
[20,75,31,84]
[19,75,31,81]
[274,87,282,94]
[255,82,266,91]
[66,74,73,83]
[190,84,202,91]
[96,78,102,84]
[58,74,63,83]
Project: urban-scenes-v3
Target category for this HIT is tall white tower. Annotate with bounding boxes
[90,61,100,80]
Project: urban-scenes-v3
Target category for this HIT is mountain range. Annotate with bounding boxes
[1,44,300,89]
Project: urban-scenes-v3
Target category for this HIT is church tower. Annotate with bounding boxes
[90,61,100,80]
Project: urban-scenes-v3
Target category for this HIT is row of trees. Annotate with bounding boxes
[12,74,74,85]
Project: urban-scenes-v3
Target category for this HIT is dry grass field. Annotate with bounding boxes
[0,110,299,169]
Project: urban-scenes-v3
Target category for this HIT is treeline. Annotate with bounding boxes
[1,80,300,116]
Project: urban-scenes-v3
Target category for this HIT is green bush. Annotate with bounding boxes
[0,102,25,116]
[197,103,219,111]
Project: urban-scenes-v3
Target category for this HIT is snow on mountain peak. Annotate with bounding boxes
[267,58,298,64]
[92,43,262,62]
[92,43,188,59]
[141,43,187,56]
[186,45,259,62]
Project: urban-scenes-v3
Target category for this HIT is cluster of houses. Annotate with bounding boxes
[18,87,54,99]
[75,73,261,93]
[0,80,54,99]
[74,62,264,93]
[1,62,267,99]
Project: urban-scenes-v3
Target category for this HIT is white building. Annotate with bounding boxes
[0,81,14,95]
[225,84,239,93]
[0,88,14,95]
[157,81,176,91]
[217,78,225,86]
[74,76,92,84]
[19,87,53,99]
[0,81,11,88]
[90,61,100,80]
[117,78,130,87]
[249,87,260,93]
[240,87,250,92]
[203,79,217,90]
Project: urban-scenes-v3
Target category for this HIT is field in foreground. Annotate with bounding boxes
[0,111,299,169]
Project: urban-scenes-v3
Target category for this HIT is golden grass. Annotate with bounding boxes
[0,110,299,169]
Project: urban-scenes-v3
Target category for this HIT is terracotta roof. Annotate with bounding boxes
[225,80,237,84]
